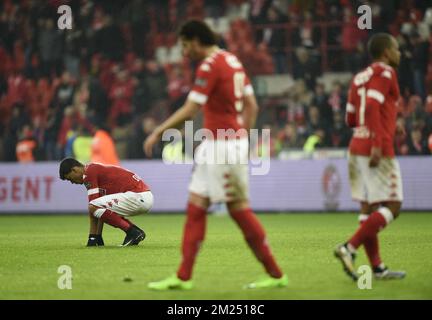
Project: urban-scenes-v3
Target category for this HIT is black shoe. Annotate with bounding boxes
[334,243,358,281]
[122,226,146,246]
[373,266,406,280]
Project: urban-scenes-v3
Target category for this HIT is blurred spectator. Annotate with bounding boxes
[167,64,190,113]
[72,126,93,163]
[52,71,75,112]
[292,47,319,90]
[294,11,319,49]
[87,76,109,127]
[91,126,120,166]
[2,104,30,161]
[303,129,326,153]
[121,0,151,56]
[327,82,346,114]
[64,27,85,79]
[306,105,330,146]
[428,133,432,154]
[341,7,367,55]
[328,111,351,148]
[16,125,38,163]
[92,14,125,62]
[112,116,132,160]
[133,59,168,115]
[407,125,430,155]
[259,5,289,74]
[129,117,163,159]
[312,83,332,126]
[410,32,430,101]
[276,123,303,151]
[37,19,63,77]
[395,117,409,155]
[108,68,134,127]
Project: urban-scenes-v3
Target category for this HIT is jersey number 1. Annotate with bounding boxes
[357,87,366,126]
[233,72,245,112]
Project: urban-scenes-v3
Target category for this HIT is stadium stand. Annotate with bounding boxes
[0,0,431,162]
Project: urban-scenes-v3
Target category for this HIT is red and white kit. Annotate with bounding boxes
[84,163,153,217]
[187,49,254,203]
[346,62,403,204]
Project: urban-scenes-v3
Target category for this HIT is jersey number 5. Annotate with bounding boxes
[233,72,245,112]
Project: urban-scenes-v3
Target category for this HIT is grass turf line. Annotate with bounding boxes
[0,213,431,299]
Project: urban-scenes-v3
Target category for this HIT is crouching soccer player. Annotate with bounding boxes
[59,158,153,246]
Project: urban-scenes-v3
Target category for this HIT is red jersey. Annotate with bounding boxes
[346,62,400,157]
[83,163,150,202]
[187,49,254,138]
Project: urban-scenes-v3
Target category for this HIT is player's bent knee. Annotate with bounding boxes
[384,201,402,219]
[88,204,98,215]
[132,191,154,216]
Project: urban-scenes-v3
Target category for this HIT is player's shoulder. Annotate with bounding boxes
[370,62,395,80]
[352,62,394,87]
[84,162,105,176]
[200,49,243,72]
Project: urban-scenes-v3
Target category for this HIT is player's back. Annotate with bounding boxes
[84,163,149,196]
[346,62,400,157]
[191,49,253,137]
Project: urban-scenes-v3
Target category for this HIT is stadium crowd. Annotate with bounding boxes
[1,0,432,162]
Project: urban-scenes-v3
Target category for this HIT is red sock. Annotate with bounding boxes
[229,208,283,278]
[359,218,382,268]
[349,210,388,249]
[177,203,207,281]
[99,210,132,232]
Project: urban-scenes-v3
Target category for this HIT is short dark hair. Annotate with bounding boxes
[178,20,217,46]
[59,158,83,180]
[367,33,394,60]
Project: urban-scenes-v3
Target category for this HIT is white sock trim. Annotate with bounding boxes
[347,243,357,254]
[378,207,394,224]
[94,208,106,218]
[358,214,369,222]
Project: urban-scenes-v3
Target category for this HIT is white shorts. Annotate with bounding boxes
[189,138,249,203]
[348,154,403,204]
[90,191,154,217]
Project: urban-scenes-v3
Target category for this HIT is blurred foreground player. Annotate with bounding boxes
[59,158,152,246]
[335,33,406,280]
[144,20,287,290]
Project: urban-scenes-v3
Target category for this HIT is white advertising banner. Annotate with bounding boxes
[0,157,431,213]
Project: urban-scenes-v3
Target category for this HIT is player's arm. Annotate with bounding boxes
[365,71,392,167]
[85,168,104,246]
[345,87,356,128]
[242,93,259,131]
[144,100,201,156]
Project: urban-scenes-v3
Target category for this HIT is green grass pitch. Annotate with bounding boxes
[0,212,431,299]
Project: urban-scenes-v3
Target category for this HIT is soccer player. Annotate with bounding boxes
[59,158,152,247]
[335,33,406,280]
[144,20,287,290]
